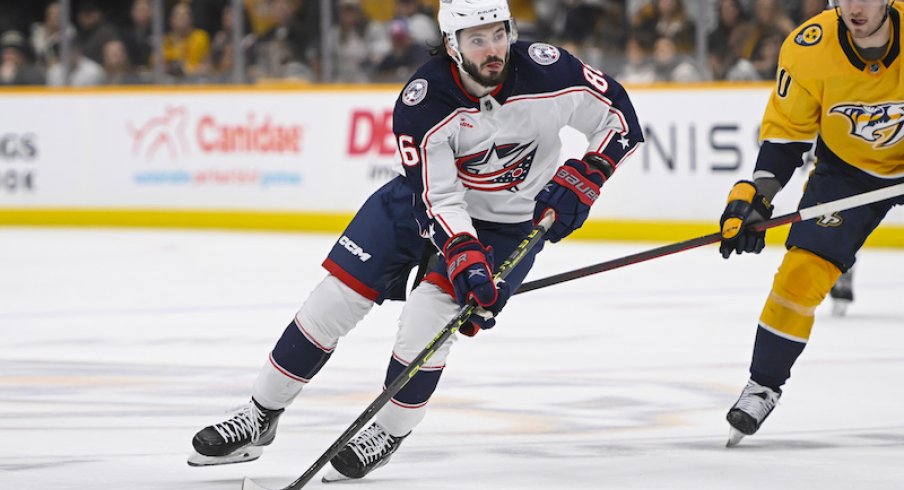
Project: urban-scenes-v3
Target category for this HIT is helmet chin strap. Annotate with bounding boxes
[867,4,892,37]
[836,1,892,38]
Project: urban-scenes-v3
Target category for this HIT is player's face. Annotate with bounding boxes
[837,0,888,39]
[456,22,510,87]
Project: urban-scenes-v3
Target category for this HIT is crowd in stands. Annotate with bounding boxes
[0,0,833,87]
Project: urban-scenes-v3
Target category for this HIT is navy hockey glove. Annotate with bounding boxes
[444,234,511,336]
[719,180,774,259]
[534,154,612,243]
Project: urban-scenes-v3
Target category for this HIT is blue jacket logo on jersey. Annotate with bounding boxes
[830,102,904,148]
[455,142,537,192]
[402,79,429,106]
[528,43,560,65]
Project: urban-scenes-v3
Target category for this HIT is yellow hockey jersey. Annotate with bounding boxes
[756,4,904,183]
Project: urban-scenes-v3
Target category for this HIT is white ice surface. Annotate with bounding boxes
[2,228,903,490]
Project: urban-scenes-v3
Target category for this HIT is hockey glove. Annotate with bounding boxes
[444,234,511,335]
[719,180,774,259]
[534,154,612,243]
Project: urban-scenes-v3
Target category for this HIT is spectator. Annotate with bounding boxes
[651,35,703,82]
[30,1,76,68]
[252,0,316,81]
[47,43,104,86]
[373,19,429,83]
[531,0,566,40]
[618,35,657,84]
[120,0,154,71]
[210,2,256,80]
[796,0,829,24]
[244,0,279,36]
[102,39,145,85]
[0,30,44,86]
[633,0,696,54]
[0,4,24,36]
[74,1,118,65]
[162,1,212,78]
[560,1,606,46]
[708,37,760,81]
[750,31,783,80]
[393,0,440,48]
[328,0,389,83]
[707,0,752,62]
[740,0,795,60]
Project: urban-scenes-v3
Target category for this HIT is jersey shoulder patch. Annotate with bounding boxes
[794,23,823,47]
[402,78,429,106]
[527,43,561,65]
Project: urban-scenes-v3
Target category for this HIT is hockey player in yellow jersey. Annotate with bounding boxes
[718,0,904,447]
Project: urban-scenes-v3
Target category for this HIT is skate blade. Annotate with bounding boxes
[186,446,263,466]
[241,477,272,490]
[321,467,354,483]
[726,427,746,448]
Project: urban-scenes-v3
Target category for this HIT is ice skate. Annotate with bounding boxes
[187,399,284,466]
[321,422,409,482]
[726,380,780,447]
[829,269,854,317]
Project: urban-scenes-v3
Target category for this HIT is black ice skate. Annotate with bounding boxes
[829,268,854,316]
[321,422,409,482]
[726,379,780,447]
[187,399,284,466]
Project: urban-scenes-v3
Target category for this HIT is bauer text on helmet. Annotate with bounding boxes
[438,0,517,65]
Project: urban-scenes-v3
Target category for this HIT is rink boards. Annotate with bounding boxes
[0,83,901,246]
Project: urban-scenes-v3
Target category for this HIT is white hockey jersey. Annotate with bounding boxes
[392,41,644,249]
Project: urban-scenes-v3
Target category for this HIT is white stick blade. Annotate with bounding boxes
[241,477,272,490]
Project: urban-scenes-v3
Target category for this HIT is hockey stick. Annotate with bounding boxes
[241,211,557,490]
[516,182,904,294]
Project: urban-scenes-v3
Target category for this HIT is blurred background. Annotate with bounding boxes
[1,0,901,245]
[0,0,828,86]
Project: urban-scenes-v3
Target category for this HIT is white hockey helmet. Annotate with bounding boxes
[438,0,517,65]
[828,0,893,8]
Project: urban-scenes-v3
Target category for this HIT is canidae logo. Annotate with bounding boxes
[127,106,191,160]
[127,106,304,160]
[830,102,904,148]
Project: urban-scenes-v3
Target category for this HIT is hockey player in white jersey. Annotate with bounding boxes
[188,0,644,482]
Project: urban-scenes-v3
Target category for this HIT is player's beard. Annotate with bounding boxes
[462,53,509,88]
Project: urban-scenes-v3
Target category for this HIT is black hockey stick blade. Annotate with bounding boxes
[516,182,904,294]
[241,211,556,490]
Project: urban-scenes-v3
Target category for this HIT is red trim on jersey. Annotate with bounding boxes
[424,271,456,299]
[322,258,379,301]
[507,87,611,106]
[509,87,631,163]
[509,87,627,134]
[419,107,479,238]
[449,62,504,102]
[389,398,429,409]
[602,106,629,140]
[293,318,335,353]
[269,353,310,383]
[392,351,445,371]
[620,144,641,166]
